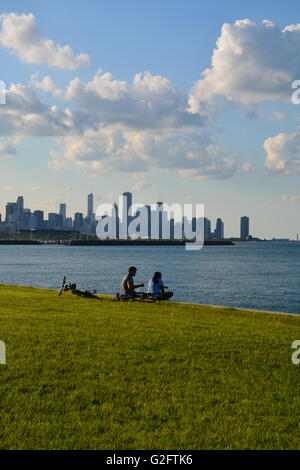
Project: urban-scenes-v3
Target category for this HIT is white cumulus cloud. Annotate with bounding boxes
[65,70,206,129]
[0,13,90,70]
[0,83,76,137]
[0,76,238,179]
[264,128,300,175]
[189,19,300,113]
[49,125,238,180]
[30,73,62,96]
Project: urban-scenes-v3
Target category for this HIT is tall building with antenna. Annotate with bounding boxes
[156,200,163,239]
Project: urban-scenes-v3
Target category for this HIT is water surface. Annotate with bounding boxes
[0,242,299,314]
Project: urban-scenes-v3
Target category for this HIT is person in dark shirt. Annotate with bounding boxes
[120,266,144,297]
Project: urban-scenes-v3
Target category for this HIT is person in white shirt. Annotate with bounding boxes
[147,272,173,300]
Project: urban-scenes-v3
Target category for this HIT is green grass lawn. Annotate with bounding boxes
[0,284,300,450]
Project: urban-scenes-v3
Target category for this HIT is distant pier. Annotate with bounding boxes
[0,239,235,246]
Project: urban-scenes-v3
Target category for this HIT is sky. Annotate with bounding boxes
[0,0,300,238]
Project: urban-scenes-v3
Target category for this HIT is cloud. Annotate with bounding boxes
[0,13,90,70]
[242,163,252,173]
[283,194,300,202]
[28,185,43,192]
[132,180,152,191]
[2,14,300,182]
[2,185,14,192]
[269,111,286,121]
[189,19,300,113]
[0,71,238,180]
[0,138,17,160]
[0,68,235,180]
[264,128,300,175]
[0,83,75,137]
[49,125,238,180]
[65,70,206,129]
[30,73,62,96]
[0,70,207,135]
[4,83,46,115]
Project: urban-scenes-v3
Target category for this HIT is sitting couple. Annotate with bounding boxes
[120,266,173,300]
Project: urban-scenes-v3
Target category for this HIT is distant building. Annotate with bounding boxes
[170,218,175,239]
[59,203,66,220]
[5,202,16,223]
[74,212,83,232]
[157,201,163,239]
[48,213,63,230]
[241,216,250,239]
[113,203,119,239]
[215,218,224,239]
[145,205,151,239]
[204,218,211,240]
[87,193,93,220]
[16,196,24,222]
[65,217,73,229]
[34,211,44,229]
[23,209,32,228]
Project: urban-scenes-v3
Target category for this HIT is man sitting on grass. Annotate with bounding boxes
[120,266,144,298]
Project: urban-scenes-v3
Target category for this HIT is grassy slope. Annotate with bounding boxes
[0,284,300,450]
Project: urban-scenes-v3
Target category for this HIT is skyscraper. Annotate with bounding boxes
[5,202,16,223]
[146,205,151,239]
[170,218,175,240]
[240,216,250,239]
[204,218,211,240]
[157,201,163,239]
[87,193,94,219]
[34,211,44,230]
[59,203,66,219]
[16,196,24,222]
[215,218,224,239]
[74,212,84,232]
[113,202,119,239]
[48,213,63,230]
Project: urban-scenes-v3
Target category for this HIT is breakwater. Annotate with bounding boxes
[0,239,235,246]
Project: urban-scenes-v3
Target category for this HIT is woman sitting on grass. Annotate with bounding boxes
[147,272,173,300]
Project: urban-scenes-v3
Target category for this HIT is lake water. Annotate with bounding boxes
[0,241,299,314]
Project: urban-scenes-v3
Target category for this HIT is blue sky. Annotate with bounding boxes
[0,0,300,238]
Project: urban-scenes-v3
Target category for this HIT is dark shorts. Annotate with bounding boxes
[157,292,173,300]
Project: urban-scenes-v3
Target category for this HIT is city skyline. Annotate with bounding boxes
[0,191,256,240]
[2,189,299,240]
